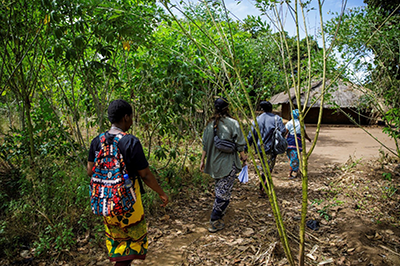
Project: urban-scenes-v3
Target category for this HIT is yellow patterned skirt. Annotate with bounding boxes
[103,179,147,262]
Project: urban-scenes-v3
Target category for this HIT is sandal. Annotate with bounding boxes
[258,189,267,198]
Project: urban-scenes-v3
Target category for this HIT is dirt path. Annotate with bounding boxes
[131,126,399,266]
[307,125,397,167]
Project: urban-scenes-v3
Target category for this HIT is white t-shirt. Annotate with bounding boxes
[285,119,304,135]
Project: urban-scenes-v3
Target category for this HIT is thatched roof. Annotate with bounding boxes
[270,80,367,108]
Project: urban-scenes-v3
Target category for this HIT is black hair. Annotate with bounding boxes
[260,101,272,113]
[108,99,133,123]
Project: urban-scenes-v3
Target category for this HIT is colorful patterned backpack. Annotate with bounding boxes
[90,132,136,216]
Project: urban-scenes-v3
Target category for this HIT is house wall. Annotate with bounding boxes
[281,104,291,120]
[279,104,371,124]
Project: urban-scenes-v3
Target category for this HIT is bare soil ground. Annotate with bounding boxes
[132,126,400,266]
[8,126,400,265]
[307,125,397,166]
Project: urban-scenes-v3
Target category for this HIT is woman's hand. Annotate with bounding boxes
[138,167,169,207]
[159,192,169,207]
[200,150,207,172]
[239,151,247,166]
[200,161,205,172]
[87,161,94,177]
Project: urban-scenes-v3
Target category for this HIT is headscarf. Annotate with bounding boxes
[292,109,299,120]
[214,97,229,111]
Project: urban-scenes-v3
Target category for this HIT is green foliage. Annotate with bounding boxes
[341,156,363,171]
[381,184,397,199]
[192,171,212,193]
[0,152,90,258]
[0,223,22,258]
[0,104,80,164]
[364,0,400,16]
[382,108,400,140]
[312,198,344,221]
[34,223,75,256]
[326,5,400,157]
[382,172,392,181]
[2,0,162,143]
[91,223,106,248]
[158,165,183,194]
[317,207,331,221]
[311,198,324,205]
[312,199,331,221]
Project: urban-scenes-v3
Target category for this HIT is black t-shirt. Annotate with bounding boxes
[88,132,149,179]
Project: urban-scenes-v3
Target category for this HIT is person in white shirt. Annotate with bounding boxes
[285,109,311,179]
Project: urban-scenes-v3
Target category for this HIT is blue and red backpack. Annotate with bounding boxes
[90,132,136,216]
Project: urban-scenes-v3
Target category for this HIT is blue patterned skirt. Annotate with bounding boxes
[211,165,237,221]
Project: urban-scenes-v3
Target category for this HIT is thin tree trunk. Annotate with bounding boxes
[23,96,35,163]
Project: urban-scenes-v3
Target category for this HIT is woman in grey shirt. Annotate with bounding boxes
[200,97,247,232]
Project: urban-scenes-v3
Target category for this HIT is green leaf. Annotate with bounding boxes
[108,14,122,20]
[75,36,85,49]
[54,27,63,39]
[66,48,77,61]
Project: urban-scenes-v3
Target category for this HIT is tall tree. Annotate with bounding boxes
[326,3,400,157]
[0,0,48,162]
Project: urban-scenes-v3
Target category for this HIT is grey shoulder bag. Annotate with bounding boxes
[213,121,236,153]
[273,116,288,155]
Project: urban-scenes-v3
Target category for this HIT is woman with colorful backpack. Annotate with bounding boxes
[87,99,168,266]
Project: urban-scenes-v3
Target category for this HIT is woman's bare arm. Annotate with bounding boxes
[138,167,169,207]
